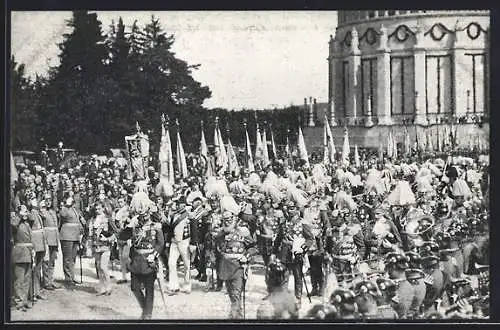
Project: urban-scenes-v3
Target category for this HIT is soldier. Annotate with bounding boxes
[256,259,299,319]
[353,280,382,319]
[111,194,131,284]
[330,288,359,319]
[216,210,258,319]
[189,196,210,282]
[28,198,47,301]
[420,241,447,314]
[120,208,164,319]
[204,196,224,291]
[92,202,115,295]
[259,203,282,299]
[303,197,326,297]
[385,252,413,318]
[11,205,35,311]
[375,277,399,319]
[404,251,427,318]
[39,198,62,290]
[272,201,304,308]
[59,196,86,288]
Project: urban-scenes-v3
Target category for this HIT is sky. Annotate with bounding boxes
[11,11,338,110]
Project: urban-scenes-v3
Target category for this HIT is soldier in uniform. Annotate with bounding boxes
[256,259,299,319]
[59,196,86,288]
[420,241,447,313]
[216,210,258,319]
[385,252,413,318]
[272,201,304,307]
[204,196,224,291]
[11,205,35,311]
[189,196,210,282]
[404,251,427,318]
[39,198,62,290]
[120,208,164,319]
[375,277,399,319]
[259,204,282,298]
[330,288,359,319]
[28,198,47,301]
[303,197,326,296]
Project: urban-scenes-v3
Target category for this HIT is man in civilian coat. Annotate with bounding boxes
[40,198,62,290]
[11,205,35,311]
[59,196,86,288]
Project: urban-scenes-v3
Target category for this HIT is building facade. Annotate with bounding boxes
[304,10,490,150]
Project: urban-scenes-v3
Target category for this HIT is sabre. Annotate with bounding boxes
[156,277,168,311]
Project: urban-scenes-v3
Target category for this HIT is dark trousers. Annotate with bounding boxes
[13,263,31,304]
[308,253,324,292]
[42,246,58,287]
[285,260,303,300]
[131,272,156,319]
[225,268,244,319]
[33,251,45,296]
[61,240,79,283]
[262,254,272,292]
[195,244,207,276]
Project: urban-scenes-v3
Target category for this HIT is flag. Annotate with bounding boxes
[354,145,360,167]
[427,130,433,152]
[245,127,255,172]
[341,127,350,165]
[297,126,310,167]
[378,132,384,162]
[262,128,270,167]
[271,129,278,160]
[176,127,188,178]
[255,124,264,166]
[392,131,398,159]
[159,116,174,183]
[11,151,18,185]
[323,123,329,165]
[436,126,442,152]
[404,126,411,156]
[227,138,240,176]
[415,127,420,152]
[325,115,336,163]
[214,124,228,172]
[200,126,208,158]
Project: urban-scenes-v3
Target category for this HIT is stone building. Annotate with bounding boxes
[303,10,490,151]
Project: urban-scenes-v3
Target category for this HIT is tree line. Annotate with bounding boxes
[10,11,307,155]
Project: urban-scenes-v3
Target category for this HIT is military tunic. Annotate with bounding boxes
[11,216,34,306]
[40,208,60,288]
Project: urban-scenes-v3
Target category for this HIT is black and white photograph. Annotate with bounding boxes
[7,9,490,321]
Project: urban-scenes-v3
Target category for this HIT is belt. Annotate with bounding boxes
[135,248,154,254]
[223,253,244,259]
[15,243,33,247]
[63,223,80,226]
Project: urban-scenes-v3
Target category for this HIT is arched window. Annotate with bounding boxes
[378,10,385,17]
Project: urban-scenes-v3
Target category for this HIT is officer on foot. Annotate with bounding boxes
[216,210,258,319]
[40,198,62,290]
[121,208,164,319]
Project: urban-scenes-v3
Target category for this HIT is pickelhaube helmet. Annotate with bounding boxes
[375,278,397,298]
[435,231,452,249]
[420,241,440,257]
[405,251,422,269]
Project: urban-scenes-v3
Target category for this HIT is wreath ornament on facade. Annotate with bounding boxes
[466,22,485,40]
[342,30,353,47]
[389,25,416,43]
[360,27,379,45]
[424,23,454,41]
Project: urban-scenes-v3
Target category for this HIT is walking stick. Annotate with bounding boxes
[156,277,168,311]
[300,268,312,303]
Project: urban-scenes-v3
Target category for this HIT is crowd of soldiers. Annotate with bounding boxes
[10,147,490,320]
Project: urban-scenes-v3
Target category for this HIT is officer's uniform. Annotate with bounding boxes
[273,214,304,302]
[121,215,164,319]
[189,204,210,280]
[303,205,325,296]
[40,206,60,289]
[11,210,34,310]
[205,208,223,291]
[216,217,257,319]
[331,232,358,284]
[29,208,47,298]
[259,209,281,294]
[59,204,86,284]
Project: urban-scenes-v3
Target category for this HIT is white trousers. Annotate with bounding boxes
[168,238,191,291]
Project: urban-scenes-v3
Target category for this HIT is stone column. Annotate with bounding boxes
[348,27,361,126]
[308,96,315,127]
[365,97,374,127]
[452,30,468,117]
[376,25,393,125]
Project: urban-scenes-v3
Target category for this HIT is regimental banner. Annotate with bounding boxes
[125,123,150,181]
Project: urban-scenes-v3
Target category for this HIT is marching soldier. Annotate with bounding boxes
[259,204,282,298]
[40,198,62,290]
[216,210,258,319]
[28,198,47,301]
[11,205,35,311]
[59,196,86,288]
[120,208,164,319]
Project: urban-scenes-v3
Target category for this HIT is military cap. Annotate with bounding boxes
[405,251,422,269]
[375,278,397,295]
[354,280,380,297]
[385,252,409,270]
[306,304,338,320]
[420,241,440,256]
[330,289,356,307]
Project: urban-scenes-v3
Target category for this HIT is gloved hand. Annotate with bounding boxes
[146,253,156,264]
